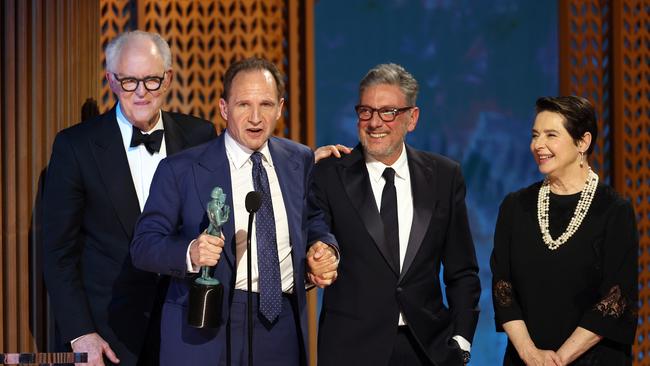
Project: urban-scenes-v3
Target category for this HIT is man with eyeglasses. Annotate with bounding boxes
[130,57,338,365]
[312,63,481,366]
[42,30,215,366]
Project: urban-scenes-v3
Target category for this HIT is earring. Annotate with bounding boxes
[579,152,584,168]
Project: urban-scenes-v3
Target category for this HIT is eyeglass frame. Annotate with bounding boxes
[111,71,168,92]
[354,105,414,122]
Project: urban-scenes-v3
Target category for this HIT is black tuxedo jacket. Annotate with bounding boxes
[42,107,216,365]
[312,145,481,366]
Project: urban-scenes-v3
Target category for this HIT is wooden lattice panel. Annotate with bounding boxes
[559,0,612,182]
[562,1,650,364]
[138,0,286,133]
[612,1,650,363]
[99,0,135,111]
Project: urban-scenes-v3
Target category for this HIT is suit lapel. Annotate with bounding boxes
[193,134,236,270]
[399,147,436,282]
[162,111,187,155]
[90,107,141,238]
[341,147,400,276]
[268,138,302,254]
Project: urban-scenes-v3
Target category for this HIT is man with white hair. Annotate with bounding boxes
[42,30,215,366]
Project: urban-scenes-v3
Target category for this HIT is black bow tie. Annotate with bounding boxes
[130,127,164,154]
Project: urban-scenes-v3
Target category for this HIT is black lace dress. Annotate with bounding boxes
[491,182,638,365]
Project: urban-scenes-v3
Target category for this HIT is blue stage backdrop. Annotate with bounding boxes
[314,1,558,364]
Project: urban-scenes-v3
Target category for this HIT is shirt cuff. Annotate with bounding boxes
[70,333,88,346]
[452,335,471,352]
[186,239,199,273]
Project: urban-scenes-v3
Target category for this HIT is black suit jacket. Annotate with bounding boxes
[312,145,481,366]
[42,106,216,365]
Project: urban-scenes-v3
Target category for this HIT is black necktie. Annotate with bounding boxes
[380,168,400,272]
[251,152,282,323]
[130,127,164,154]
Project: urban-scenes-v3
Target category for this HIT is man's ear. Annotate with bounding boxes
[276,98,285,120]
[163,69,174,90]
[219,98,228,122]
[106,72,118,94]
[407,107,420,132]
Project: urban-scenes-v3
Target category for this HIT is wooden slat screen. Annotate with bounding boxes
[559,0,613,182]
[1,0,101,355]
[98,0,309,138]
[560,1,650,364]
[612,1,650,364]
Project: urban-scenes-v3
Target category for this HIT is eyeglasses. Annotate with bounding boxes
[355,105,413,122]
[112,72,166,92]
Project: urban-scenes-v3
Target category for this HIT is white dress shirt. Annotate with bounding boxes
[226,132,294,294]
[186,131,294,294]
[116,103,166,211]
[365,144,412,326]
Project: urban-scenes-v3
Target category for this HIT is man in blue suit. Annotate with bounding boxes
[130,57,338,366]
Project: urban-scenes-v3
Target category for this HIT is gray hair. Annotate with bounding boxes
[105,30,172,72]
[359,63,419,106]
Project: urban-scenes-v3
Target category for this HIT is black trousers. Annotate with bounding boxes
[388,326,433,366]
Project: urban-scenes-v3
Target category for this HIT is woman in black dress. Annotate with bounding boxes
[491,96,638,365]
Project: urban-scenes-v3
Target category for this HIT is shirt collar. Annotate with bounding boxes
[224,129,273,170]
[115,102,164,147]
[365,143,409,183]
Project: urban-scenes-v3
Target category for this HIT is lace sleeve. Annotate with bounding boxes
[579,195,638,345]
[593,285,636,320]
[491,194,524,329]
[493,280,513,307]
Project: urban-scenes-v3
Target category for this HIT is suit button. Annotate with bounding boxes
[396,287,403,293]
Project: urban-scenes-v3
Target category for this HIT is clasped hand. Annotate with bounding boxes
[306,241,338,288]
[522,347,563,366]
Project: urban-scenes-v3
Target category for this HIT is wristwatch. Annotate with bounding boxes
[460,349,471,364]
[448,338,471,364]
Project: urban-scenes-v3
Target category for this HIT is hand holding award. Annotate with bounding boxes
[188,187,229,328]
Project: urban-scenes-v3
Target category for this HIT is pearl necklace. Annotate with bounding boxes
[537,169,599,250]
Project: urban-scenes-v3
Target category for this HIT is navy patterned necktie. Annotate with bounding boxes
[251,152,282,323]
[380,167,400,272]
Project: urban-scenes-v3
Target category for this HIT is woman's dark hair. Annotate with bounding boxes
[535,96,598,156]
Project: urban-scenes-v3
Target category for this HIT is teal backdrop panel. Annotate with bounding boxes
[315,1,558,365]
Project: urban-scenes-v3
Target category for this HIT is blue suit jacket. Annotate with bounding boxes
[131,132,336,365]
